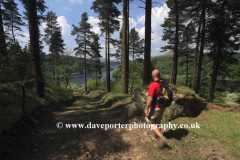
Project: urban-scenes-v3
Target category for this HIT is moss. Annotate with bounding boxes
[169,84,178,93]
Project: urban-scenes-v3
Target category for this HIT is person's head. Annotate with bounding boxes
[152,69,160,81]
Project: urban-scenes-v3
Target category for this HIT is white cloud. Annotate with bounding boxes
[69,0,83,4]
[40,22,46,30]
[136,3,169,45]
[57,16,71,35]
[118,16,138,31]
[135,3,170,57]
[135,27,145,39]
[129,17,137,29]
[64,7,71,11]
[137,15,145,25]
[88,16,101,35]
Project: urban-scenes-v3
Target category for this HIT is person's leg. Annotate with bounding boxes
[150,123,166,140]
[146,107,167,140]
[152,107,166,140]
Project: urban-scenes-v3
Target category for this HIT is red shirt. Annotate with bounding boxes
[148,81,160,108]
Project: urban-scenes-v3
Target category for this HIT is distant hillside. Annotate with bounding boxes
[43,55,119,73]
[155,51,173,57]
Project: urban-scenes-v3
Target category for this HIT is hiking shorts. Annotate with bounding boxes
[145,107,165,124]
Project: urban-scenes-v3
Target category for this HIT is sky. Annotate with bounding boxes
[15,0,170,60]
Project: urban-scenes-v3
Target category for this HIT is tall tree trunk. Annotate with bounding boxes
[195,0,206,94]
[11,12,16,52]
[121,0,128,94]
[186,42,188,86]
[27,0,45,98]
[20,70,25,115]
[107,3,111,92]
[50,15,55,84]
[51,52,55,84]
[132,47,134,92]
[107,33,110,91]
[210,50,216,103]
[0,4,7,58]
[210,41,221,102]
[170,61,174,83]
[66,78,69,89]
[96,70,97,90]
[173,0,179,85]
[105,28,108,91]
[126,0,129,87]
[56,55,60,86]
[143,0,151,86]
[84,38,87,92]
[192,20,201,90]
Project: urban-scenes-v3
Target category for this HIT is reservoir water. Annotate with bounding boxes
[69,68,118,85]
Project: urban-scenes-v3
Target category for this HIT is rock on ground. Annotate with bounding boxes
[128,86,207,121]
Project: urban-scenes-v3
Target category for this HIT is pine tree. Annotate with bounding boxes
[20,0,47,98]
[71,12,94,93]
[121,0,128,94]
[143,0,151,86]
[43,11,61,84]
[0,2,8,58]
[191,19,201,90]
[160,9,175,84]
[178,21,195,86]
[3,0,25,52]
[59,48,77,89]
[91,0,121,92]
[113,29,122,65]
[129,28,144,92]
[50,29,65,86]
[195,0,207,93]
[126,0,129,90]
[207,0,240,102]
[90,34,102,90]
[161,0,186,84]
[182,0,203,90]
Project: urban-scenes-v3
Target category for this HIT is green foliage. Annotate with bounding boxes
[110,81,122,93]
[0,71,74,132]
[213,91,228,105]
[152,55,196,75]
[58,48,77,88]
[198,76,211,101]
[99,92,131,106]
[85,75,103,91]
[238,94,240,104]
[169,83,177,93]
[112,66,121,81]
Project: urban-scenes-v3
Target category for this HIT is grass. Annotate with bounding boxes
[0,84,74,132]
[78,98,92,121]
[170,108,240,158]
[99,92,131,108]
[176,86,200,97]
[78,91,131,121]
[193,157,202,160]
[149,108,240,159]
[79,105,88,121]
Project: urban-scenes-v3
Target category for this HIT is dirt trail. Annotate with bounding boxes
[0,91,237,160]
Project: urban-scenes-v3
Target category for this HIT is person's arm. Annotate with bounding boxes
[145,95,153,116]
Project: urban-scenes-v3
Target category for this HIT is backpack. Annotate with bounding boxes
[155,80,173,108]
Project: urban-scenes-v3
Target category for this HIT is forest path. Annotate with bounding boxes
[0,91,237,160]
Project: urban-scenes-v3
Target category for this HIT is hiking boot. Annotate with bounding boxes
[158,139,167,149]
